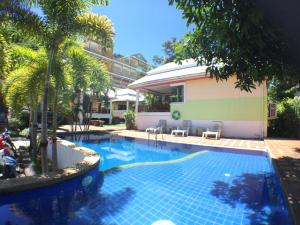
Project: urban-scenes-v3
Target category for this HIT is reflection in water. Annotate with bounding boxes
[1,169,135,225]
[211,173,291,225]
[61,134,190,171]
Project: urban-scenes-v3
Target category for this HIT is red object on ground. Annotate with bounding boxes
[0,138,4,149]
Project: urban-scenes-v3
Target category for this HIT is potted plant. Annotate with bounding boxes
[123,110,135,130]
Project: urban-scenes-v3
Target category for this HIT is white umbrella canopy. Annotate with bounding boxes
[109,88,144,102]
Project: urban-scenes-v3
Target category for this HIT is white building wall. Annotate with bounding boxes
[136,112,264,139]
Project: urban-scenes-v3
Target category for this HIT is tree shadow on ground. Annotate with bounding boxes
[272,155,300,224]
[3,171,135,225]
[211,173,291,225]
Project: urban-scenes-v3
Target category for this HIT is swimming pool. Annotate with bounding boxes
[0,133,292,225]
[62,133,197,171]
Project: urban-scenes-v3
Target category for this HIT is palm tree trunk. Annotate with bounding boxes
[40,46,55,174]
[32,107,38,159]
[51,88,58,171]
[29,101,38,160]
[87,100,92,131]
[29,106,34,150]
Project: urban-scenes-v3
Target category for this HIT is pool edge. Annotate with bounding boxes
[0,143,100,195]
[265,142,298,225]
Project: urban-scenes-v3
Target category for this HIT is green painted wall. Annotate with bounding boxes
[171,97,267,121]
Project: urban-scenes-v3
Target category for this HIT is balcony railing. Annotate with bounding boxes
[91,108,110,114]
[138,104,170,113]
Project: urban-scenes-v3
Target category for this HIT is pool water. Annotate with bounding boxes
[62,133,194,171]
[0,134,292,225]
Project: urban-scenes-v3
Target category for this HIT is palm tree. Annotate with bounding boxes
[49,39,110,171]
[1,0,114,173]
[2,45,47,159]
[0,33,10,82]
[66,43,110,132]
[3,40,110,172]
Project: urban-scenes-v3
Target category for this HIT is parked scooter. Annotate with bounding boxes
[0,155,16,178]
[0,129,20,178]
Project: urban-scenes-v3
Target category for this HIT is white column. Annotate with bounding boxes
[126,100,129,112]
[135,90,139,115]
[109,100,112,124]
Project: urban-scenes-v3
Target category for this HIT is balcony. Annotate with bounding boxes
[138,104,170,113]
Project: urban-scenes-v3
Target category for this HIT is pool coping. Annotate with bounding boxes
[113,132,268,153]
[270,159,297,225]
[265,141,299,225]
[0,140,100,195]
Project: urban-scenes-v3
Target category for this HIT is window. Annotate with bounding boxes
[118,104,127,110]
[170,85,184,103]
[268,103,277,119]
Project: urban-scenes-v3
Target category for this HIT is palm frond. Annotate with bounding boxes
[10,44,47,69]
[74,13,114,48]
[3,62,46,114]
[0,33,11,80]
[1,0,48,42]
[87,0,109,5]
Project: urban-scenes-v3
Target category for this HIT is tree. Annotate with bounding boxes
[268,78,298,103]
[169,0,300,91]
[65,42,110,132]
[268,98,300,138]
[152,37,177,66]
[1,0,114,173]
[2,45,47,159]
[0,33,10,81]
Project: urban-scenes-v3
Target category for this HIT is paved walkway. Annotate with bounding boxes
[113,130,267,150]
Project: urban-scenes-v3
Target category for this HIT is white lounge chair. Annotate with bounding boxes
[146,120,167,134]
[146,120,167,140]
[171,120,192,137]
[202,123,222,140]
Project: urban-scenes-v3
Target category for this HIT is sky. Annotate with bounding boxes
[92,0,190,64]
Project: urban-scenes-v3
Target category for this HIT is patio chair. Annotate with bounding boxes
[202,123,222,140]
[171,120,192,137]
[146,120,167,140]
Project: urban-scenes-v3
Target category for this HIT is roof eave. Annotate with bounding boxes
[128,73,207,90]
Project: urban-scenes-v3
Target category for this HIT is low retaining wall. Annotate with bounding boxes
[0,139,100,194]
[47,140,86,169]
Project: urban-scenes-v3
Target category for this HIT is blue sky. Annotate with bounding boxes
[92,0,190,64]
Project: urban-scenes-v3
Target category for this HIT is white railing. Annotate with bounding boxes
[113,110,126,119]
[91,113,112,119]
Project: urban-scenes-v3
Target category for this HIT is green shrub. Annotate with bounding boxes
[268,97,300,138]
[20,110,30,127]
[8,117,22,132]
[123,110,135,130]
[20,127,30,138]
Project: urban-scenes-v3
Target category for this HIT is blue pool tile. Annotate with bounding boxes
[0,136,292,225]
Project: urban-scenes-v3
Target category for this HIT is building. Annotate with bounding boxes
[83,42,148,123]
[90,89,143,124]
[128,59,268,139]
[84,41,149,89]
